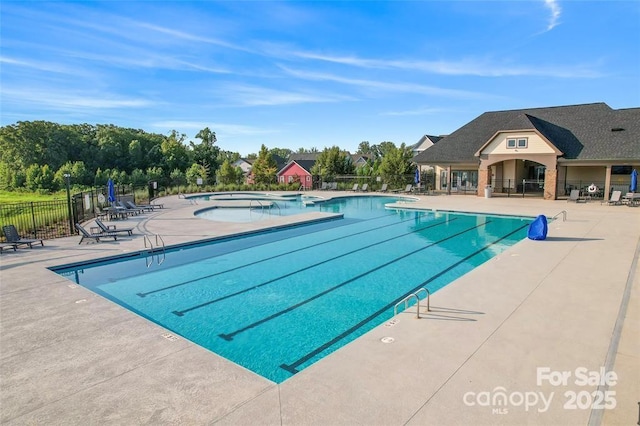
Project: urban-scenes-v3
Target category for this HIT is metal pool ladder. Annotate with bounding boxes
[394,287,430,318]
[552,210,567,222]
[143,234,166,267]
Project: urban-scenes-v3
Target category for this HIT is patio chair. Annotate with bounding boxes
[75,223,118,244]
[601,190,622,206]
[116,201,142,215]
[403,184,413,193]
[624,192,640,207]
[319,182,328,190]
[567,189,586,203]
[330,182,338,190]
[0,242,18,253]
[379,183,388,193]
[351,183,359,191]
[125,201,155,212]
[95,206,108,220]
[360,183,369,192]
[2,225,44,249]
[93,218,134,236]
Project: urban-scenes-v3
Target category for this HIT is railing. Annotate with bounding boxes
[394,287,430,318]
[143,234,166,267]
[270,201,282,216]
[0,200,72,241]
[155,234,166,265]
[143,235,154,268]
[249,200,282,217]
[552,210,567,222]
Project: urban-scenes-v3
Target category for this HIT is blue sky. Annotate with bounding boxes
[1,1,639,156]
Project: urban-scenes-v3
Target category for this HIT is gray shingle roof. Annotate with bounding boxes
[413,103,640,164]
[278,159,316,174]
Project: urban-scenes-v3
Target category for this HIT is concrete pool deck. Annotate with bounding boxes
[1,192,638,425]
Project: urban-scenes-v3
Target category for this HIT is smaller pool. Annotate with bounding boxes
[193,193,411,223]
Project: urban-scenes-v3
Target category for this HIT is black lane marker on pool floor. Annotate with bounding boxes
[139,212,427,298]
[217,219,486,340]
[172,218,457,317]
[279,222,530,375]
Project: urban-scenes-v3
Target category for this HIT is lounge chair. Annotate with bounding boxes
[116,201,143,215]
[330,182,338,190]
[0,242,18,253]
[95,206,108,220]
[75,223,118,244]
[2,225,44,249]
[623,192,640,207]
[93,218,134,236]
[125,201,155,212]
[351,184,359,191]
[567,189,586,203]
[360,183,368,192]
[319,182,328,190]
[379,184,388,193]
[602,190,622,206]
[403,184,413,193]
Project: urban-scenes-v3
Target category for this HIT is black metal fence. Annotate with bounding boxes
[0,184,152,242]
[312,174,430,191]
[489,179,545,198]
[0,200,73,241]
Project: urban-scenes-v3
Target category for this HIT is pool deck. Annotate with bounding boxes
[1,192,638,425]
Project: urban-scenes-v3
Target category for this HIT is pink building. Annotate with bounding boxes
[277,159,315,189]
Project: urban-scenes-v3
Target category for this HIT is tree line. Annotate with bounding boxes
[0,120,415,192]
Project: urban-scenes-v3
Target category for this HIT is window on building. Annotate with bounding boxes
[507,139,516,148]
[517,138,528,148]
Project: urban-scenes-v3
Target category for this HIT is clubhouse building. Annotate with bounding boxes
[413,103,640,200]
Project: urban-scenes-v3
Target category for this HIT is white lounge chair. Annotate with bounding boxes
[602,190,622,205]
[567,189,586,203]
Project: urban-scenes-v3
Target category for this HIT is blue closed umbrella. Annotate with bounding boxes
[414,168,420,185]
[107,178,116,204]
[631,169,638,192]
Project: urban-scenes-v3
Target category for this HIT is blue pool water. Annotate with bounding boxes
[52,196,532,383]
[193,193,358,222]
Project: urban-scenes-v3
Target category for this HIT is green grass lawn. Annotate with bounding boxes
[0,191,67,204]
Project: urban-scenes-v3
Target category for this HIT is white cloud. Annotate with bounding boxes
[280,66,490,99]
[543,0,562,31]
[151,121,275,136]
[132,21,254,53]
[291,51,597,78]
[380,107,448,117]
[2,88,153,110]
[0,55,87,76]
[219,84,356,106]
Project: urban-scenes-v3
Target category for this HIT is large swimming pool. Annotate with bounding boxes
[52,196,532,383]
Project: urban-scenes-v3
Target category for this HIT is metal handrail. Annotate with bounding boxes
[269,201,282,216]
[394,293,420,318]
[394,288,431,318]
[415,287,431,312]
[143,235,154,268]
[155,234,166,265]
[552,210,567,222]
[249,199,265,211]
